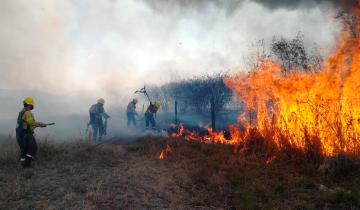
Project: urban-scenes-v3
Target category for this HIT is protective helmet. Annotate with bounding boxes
[154,100,161,108]
[133,98,138,104]
[98,98,105,105]
[23,97,34,106]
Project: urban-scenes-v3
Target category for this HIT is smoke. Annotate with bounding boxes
[251,0,357,10]
[0,0,343,93]
[0,0,346,138]
[143,0,356,12]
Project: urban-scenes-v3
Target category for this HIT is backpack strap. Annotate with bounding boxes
[17,109,31,133]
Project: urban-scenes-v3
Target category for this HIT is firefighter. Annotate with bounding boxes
[16,97,47,168]
[89,98,110,142]
[126,98,138,127]
[145,100,161,129]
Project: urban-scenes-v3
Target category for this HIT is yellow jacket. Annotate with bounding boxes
[21,109,45,132]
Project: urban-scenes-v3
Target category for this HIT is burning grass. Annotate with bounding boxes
[1,137,360,209]
[220,10,360,158]
[163,7,360,160]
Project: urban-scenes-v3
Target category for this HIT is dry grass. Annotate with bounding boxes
[0,136,360,209]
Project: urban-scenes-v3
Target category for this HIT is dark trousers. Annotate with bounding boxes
[127,112,137,127]
[91,123,104,142]
[145,114,156,128]
[16,129,37,166]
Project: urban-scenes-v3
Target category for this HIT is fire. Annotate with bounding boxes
[167,6,360,157]
[159,144,173,160]
[223,15,360,156]
[170,123,244,145]
[159,150,165,160]
[170,124,205,141]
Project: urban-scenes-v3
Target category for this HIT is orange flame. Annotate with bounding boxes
[159,150,165,160]
[223,13,360,156]
[168,6,360,157]
[170,124,244,145]
[159,144,173,160]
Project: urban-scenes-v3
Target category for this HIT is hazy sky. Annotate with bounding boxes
[0,0,351,137]
[0,0,342,94]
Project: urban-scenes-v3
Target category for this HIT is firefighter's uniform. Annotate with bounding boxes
[16,97,46,167]
[126,99,138,127]
[89,98,110,142]
[145,101,161,129]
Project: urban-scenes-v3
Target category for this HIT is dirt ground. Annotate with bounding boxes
[0,137,359,209]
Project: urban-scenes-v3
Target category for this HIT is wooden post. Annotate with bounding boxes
[211,96,216,131]
[175,101,178,125]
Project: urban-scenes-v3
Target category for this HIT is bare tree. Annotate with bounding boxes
[270,33,323,73]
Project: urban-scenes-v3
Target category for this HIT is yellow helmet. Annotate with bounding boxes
[154,100,161,108]
[133,98,138,104]
[23,97,34,106]
[98,98,105,105]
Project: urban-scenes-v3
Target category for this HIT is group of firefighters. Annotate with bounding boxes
[89,97,161,141]
[15,96,161,168]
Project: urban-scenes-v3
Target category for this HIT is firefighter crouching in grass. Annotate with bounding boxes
[145,101,161,129]
[126,98,138,127]
[89,98,110,142]
[16,97,47,168]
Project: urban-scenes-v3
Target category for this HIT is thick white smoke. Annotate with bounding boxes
[0,0,344,138]
[0,0,342,93]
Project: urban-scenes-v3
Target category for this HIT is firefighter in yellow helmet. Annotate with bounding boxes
[16,97,47,167]
[126,98,138,127]
[89,98,110,142]
[145,100,161,129]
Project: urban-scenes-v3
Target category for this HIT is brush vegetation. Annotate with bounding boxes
[0,137,359,209]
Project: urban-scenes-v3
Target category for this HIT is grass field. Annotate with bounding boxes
[0,136,360,209]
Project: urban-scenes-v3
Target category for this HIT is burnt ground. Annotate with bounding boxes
[0,137,360,209]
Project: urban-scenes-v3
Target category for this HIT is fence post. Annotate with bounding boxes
[211,96,216,131]
[175,100,178,125]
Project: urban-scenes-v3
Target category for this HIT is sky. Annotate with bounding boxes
[0,0,343,93]
[0,0,348,137]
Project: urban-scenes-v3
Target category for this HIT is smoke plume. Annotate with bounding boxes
[0,0,346,138]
